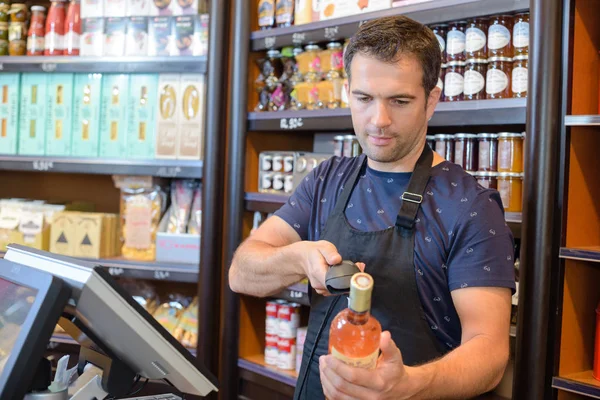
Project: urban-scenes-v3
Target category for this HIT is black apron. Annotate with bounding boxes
[294,145,446,399]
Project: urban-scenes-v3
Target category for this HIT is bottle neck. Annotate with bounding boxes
[348,308,370,325]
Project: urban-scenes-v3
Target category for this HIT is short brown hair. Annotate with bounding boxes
[344,15,442,96]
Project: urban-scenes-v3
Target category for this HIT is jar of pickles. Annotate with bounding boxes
[513,12,529,57]
[477,133,498,171]
[464,59,487,100]
[434,134,454,162]
[486,57,512,99]
[488,15,513,58]
[0,21,7,55]
[446,21,466,62]
[431,23,447,61]
[0,3,8,22]
[465,18,488,59]
[512,55,528,98]
[304,44,322,82]
[498,132,524,173]
[444,61,465,102]
[454,133,477,171]
[8,3,27,56]
[497,172,523,212]
[475,171,498,189]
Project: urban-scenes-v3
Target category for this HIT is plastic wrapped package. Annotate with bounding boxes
[120,278,161,315]
[152,295,191,337]
[187,183,202,235]
[167,180,195,234]
[174,297,198,348]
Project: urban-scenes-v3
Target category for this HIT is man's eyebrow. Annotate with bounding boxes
[350,90,417,100]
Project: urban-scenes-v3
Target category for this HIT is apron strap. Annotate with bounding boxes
[328,155,368,219]
[395,145,433,231]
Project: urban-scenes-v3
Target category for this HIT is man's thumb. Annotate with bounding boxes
[379,331,403,364]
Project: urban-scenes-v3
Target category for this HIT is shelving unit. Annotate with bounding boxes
[564,115,600,126]
[552,372,600,399]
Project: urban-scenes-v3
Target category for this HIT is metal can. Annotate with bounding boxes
[265,333,279,366]
[278,302,301,338]
[343,135,358,157]
[284,175,294,194]
[306,158,319,172]
[261,172,273,191]
[283,155,294,172]
[261,154,273,171]
[333,135,345,157]
[272,154,284,172]
[277,337,297,370]
[273,173,285,191]
[265,300,279,335]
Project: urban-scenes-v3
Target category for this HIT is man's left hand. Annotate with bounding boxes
[319,331,418,400]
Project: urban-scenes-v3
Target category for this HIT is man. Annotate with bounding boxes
[229,15,515,400]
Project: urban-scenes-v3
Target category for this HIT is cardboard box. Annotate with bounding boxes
[72,73,103,157]
[104,0,127,17]
[0,73,21,155]
[126,17,149,56]
[0,206,20,251]
[155,210,200,264]
[81,18,105,56]
[192,14,209,56]
[46,74,74,156]
[150,0,198,16]
[127,0,150,16]
[156,74,180,159]
[177,74,205,160]
[320,0,392,20]
[173,16,194,56]
[81,0,104,18]
[17,210,50,251]
[104,17,128,56]
[73,213,104,258]
[295,0,313,25]
[100,74,129,158]
[148,17,174,56]
[19,74,47,156]
[127,74,158,159]
[50,212,77,256]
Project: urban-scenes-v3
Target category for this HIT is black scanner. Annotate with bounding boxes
[325,260,361,295]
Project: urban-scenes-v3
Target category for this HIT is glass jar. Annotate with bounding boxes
[304,44,322,82]
[464,59,487,100]
[477,133,498,171]
[475,171,498,189]
[8,3,27,22]
[325,41,343,80]
[294,47,310,81]
[426,135,435,150]
[446,21,466,62]
[488,15,513,58]
[306,81,320,110]
[437,63,446,101]
[465,18,488,60]
[0,3,9,23]
[486,57,512,99]
[498,132,524,173]
[444,61,465,102]
[342,38,349,78]
[497,172,523,212]
[454,133,478,171]
[27,6,46,56]
[434,134,454,162]
[431,23,448,61]
[513,12,529,57]
[512,55,528,98]
[45,0,66,56]
[0,21,7,55]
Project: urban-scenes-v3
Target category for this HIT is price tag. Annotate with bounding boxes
[289,290,304,299]
[279,117,304,130]
[41,63,57,72]
[108,267,125,276]
[264,36,276,49]
[359,20,369,27]
[324,26,339,40]
[32,160,54,171]
[153,270,171,280]
[292,32,306,45]
[0,63,4,71]
[157,166,181,177]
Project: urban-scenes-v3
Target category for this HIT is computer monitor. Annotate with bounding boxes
[0,259,71,400]
[4,244,219,397]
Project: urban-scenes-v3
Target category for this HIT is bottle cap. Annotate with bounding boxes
[349,272,373,313]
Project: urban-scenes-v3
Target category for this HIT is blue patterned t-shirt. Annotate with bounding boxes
[275,155,516,350]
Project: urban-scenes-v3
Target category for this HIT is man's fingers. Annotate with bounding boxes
[320,357,364,400]
[323,355,376,389]
[317,240,343,265]
[378,331,403,365]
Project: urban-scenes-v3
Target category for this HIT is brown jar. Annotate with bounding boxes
[434,134,454,162]
[465,18,487,59]
[486,57,512,99]
[444,61,465,102]
[475,171,498,189]
[431,23,448,61]
[512,55,528,98]
[464,59,487,101]
[497,172,523,212]
[513,12,529,57]
[498,132,525,173]
[454,133,478,171]
[477,133,498,172]
[9,3,27,22]
[488,15,513,58]
[446,21,466,62]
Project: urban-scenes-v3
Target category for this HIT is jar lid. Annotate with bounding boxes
[327,42,342,49]
[343,134,357,140]
[498,132,524,138]
[333,135,345,140]
[455,133,477,139]
[266,49,280,58]
[426,135,435,139]
[9,3,27,11]
[441,63,448,68]
[447,61,466,67]
[466,170,476,175]
[305,44,321,51]
[293,47,304,56]
[431,23,449,28]
[488,56,513,62]
[513,55,529,61]
[31,5,46,11]
[466,58,488,64]
[434,134,453,139]
[498,172,524,178]
[477,133,499,139]
[475,171,499,177]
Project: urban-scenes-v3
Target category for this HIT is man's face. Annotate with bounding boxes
[347,53,440,164]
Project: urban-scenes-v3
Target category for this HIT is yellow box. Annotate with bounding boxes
[17,211,50,251]
[156,74,180,159]
[50,212,77,256]
[177,74,205,160]
[73,213,104,259]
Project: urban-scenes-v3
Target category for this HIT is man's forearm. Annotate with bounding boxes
[406,335,508,399]
[229,239,306,297]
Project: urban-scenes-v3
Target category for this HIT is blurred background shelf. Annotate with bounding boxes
[559,247,600,263]
[238,354,298,388]
[564,115,600,126]
[552,371,600,398]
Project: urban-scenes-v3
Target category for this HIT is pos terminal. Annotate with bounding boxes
[0,244,219,399]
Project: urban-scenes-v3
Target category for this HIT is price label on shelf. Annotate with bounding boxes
[280,117,304,130]
[157,166,181,177]
[292,32,306,45]
[289,290,304,299]
[108,267,125,276]
[324,26,339,40]
[32,160,54,171]
[41,63,57,72]
[264,36,277,49]
[153,270,171,280]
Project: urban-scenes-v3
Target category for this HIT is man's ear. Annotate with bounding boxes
[426,86,442,118]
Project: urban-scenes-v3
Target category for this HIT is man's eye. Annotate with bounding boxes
[393,99,409,106]
[357,96,371,103]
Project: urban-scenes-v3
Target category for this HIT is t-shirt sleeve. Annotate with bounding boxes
[273,168,318,241]
[446,190,516,293]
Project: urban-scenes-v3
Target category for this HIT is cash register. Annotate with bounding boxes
[0,244,219,399]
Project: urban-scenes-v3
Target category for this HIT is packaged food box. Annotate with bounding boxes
[127,74,158,159]
[81,17,105,56]
[104,0,127,17]
[19,74,47,156]
[295,0,312,25]
[173,16,194,56]
[100,74,129,158]
[148,16,174,56]
[46,73,74,156]
[72,73,102,157]
[258,0,275,29]
[156,74,179,159]
[177,74,205,160]
[81,0,104,18]
[126,16,149,56]
[320,0,392,20]
[104,17,127,56]
[170,0,198,16]
[192,14,208,56]
[127,0,151,16]
[50,211,77,256]
[0,73,20,155]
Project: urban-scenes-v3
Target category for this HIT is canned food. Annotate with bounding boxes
[265,333,279,366]
[296,326,308,347]
[283,155,294,172]
[266,300,279,335]
[296,344,303,374]
[284,175,294,193]
[306,157,319,172]
[278,302,301,338]
[261,154,273,171]
[296,156,308,172]
[273,173,285,191]
[343,135,360,157]
[272,155,284,172]
[333,135,345,157]
[261,172,273,190]
[277,337,297,370]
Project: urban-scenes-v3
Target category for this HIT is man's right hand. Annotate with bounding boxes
[293,240,342,296]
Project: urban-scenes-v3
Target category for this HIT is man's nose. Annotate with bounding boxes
[371,101,392,129]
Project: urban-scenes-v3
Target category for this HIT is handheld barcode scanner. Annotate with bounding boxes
[325,260,361,295]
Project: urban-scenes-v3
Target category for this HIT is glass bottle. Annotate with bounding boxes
[45,0,66,56]
[304,44,322,82]
[65,0,81,56]
[445,21,466,62]
[329,272,381,370]
[27,6,45,56]
[486,57,513,99]
[465,18,487,60]
[488,15,513,58]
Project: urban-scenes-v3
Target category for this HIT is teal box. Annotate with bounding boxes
[46,74,74,156]
[127,74,158,159]
[19,74,47,156]
[100,74,129,158]
[0,73,21,155]
[72,73,102,157]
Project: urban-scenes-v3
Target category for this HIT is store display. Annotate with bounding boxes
[258,151,331,194]
[0,73,21,155]
[45,0,66,56]
[512,55,528,98]
[100,74,129,158]
[72,73,102,156]
[497,172,523,212]
[488,15,513,58]
[81,17,104,56]
[19,74,47,156]
[498,132,524,173]
[178,74,205,159]
[264,299,307,371]
[486,57,512,99]
[104,17,127,56]
[46,73,74,156]
[65,0,81,55]
[27,6,46,56]
[127,73,158,159]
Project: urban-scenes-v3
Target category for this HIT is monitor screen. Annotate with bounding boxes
[0,278,38,375]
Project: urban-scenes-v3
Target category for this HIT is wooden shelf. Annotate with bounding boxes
[238,354,298,387]
[560,247,600,264]
[248,98,527,132]
[565,115,600,126]
[552,371,600,398]
[245,192,289,213]
[250,0,529,51]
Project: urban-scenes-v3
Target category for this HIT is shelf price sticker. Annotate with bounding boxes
[153,270,171,280]
[264,36,277,49]
[41,63,57,72]
[324,26,339,40]
[280,117,304,130]
[157,166,182,177]
[292,32,306,45]
[289,290,304,299]
[32,160,54,171]
[108,267,125,276]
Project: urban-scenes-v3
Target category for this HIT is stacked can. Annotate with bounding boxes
[296,326,308,374]
[277,302,301,370]
[333,135,362,158]
[265,300,285,366]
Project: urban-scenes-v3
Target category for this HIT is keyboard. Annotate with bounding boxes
[121,395,182,400]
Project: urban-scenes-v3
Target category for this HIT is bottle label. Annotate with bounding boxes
[464,70,485,95]
[512,67,528,93]
[479,144,490,168]
[488,25,511,50]
[486,69,508,94]
[513,22,529,48]
[331,50,343,70]
[66,31,81,51]
[498,180,510,208]
[45,31,65,51]
[331,346,379,370]
[444,72,464,97]
[499,141,511,170]
[446,30,465,55]
[454,141,464,167]
[27,37,45,52]
[465,27,486,52]
[435,33,445,52]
